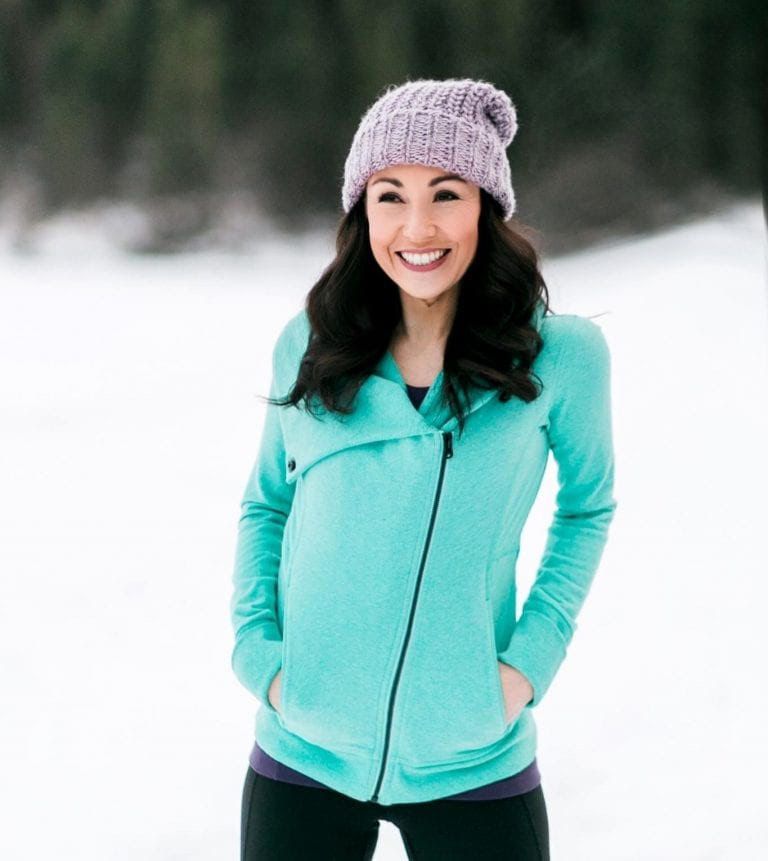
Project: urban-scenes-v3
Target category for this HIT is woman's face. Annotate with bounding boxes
[365,163,481,305]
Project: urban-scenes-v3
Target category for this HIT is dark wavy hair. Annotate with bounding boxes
[269,187,552,438]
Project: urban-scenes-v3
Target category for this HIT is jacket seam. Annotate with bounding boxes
[544,315,572,420]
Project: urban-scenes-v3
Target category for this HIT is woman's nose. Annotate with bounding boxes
[402,209,437,241]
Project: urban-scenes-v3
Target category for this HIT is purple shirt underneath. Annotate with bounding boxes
[250,740,541,801]
[406,382,432,410]
[250,382,542,801]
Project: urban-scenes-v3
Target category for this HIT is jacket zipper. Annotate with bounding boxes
[368,430,454,803]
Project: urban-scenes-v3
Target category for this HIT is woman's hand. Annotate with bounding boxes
[268,668,283,712]
[497,661,534,725]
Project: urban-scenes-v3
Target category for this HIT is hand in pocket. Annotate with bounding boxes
[268,668,283,713]
[497,661,534,725]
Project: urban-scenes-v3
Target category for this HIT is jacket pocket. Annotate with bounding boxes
[394,591,512,769]
[263,658,285,724]
[488,596,513,733]
[277,574,381,755]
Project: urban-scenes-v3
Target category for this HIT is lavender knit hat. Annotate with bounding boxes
[342,77,519,220]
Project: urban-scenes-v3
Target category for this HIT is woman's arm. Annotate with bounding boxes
[229,324,297,709]
[498,315,618,707]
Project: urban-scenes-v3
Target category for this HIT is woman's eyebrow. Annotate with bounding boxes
[370,173,468,187]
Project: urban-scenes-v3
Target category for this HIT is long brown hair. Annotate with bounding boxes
[270,188,552,439]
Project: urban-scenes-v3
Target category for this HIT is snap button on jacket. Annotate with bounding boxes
[230,300,618,805]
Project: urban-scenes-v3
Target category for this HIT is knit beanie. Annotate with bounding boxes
[342,77,519,220]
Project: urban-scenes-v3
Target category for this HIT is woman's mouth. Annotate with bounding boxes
[396,249,451,272]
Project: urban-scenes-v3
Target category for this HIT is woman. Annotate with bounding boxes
[231,78,617,860]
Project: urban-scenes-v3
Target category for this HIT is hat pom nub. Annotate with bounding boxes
[480,85,518,147]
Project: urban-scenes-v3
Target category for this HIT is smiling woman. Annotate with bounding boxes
[266,149,550,437]
[232,77,617,861]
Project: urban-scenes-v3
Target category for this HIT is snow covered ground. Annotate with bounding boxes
[1,200,766,859]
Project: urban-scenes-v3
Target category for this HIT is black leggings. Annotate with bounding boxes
[241,766,550,860]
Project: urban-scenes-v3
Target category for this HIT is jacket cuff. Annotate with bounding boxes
[231,630,283,708]
[497,609,568,707]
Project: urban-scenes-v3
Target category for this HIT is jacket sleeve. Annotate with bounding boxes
[229,326,297,708]
[498,315,618,707]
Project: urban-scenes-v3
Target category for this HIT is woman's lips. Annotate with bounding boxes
[396,249,451,272]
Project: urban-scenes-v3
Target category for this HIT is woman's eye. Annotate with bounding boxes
[377,190,460,203]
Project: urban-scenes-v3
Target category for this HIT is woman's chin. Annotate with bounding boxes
[395,279,459,303]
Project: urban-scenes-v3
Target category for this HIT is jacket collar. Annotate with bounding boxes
[282,299,546,484]
[371,297,546,429]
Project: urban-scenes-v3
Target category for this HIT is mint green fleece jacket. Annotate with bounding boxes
[230,300,617,805]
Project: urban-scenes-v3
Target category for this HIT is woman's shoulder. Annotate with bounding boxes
[539,311,612,369]
[273,307,311,364]
[540,310,609,339]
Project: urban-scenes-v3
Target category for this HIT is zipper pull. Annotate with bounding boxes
[443,430,453,459]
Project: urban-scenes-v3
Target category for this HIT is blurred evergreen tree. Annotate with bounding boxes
[21,0,153,204]
[140,0,223,195]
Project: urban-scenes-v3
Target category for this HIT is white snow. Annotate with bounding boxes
[1,200,766,859]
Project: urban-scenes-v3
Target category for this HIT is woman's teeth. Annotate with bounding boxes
[398,249,449,266]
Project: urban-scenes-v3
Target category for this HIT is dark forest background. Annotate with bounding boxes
[0,0,765,254]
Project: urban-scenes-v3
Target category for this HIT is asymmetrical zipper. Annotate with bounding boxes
[369,430,454,802]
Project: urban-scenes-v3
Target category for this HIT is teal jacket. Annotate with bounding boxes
[230,300,617,805]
